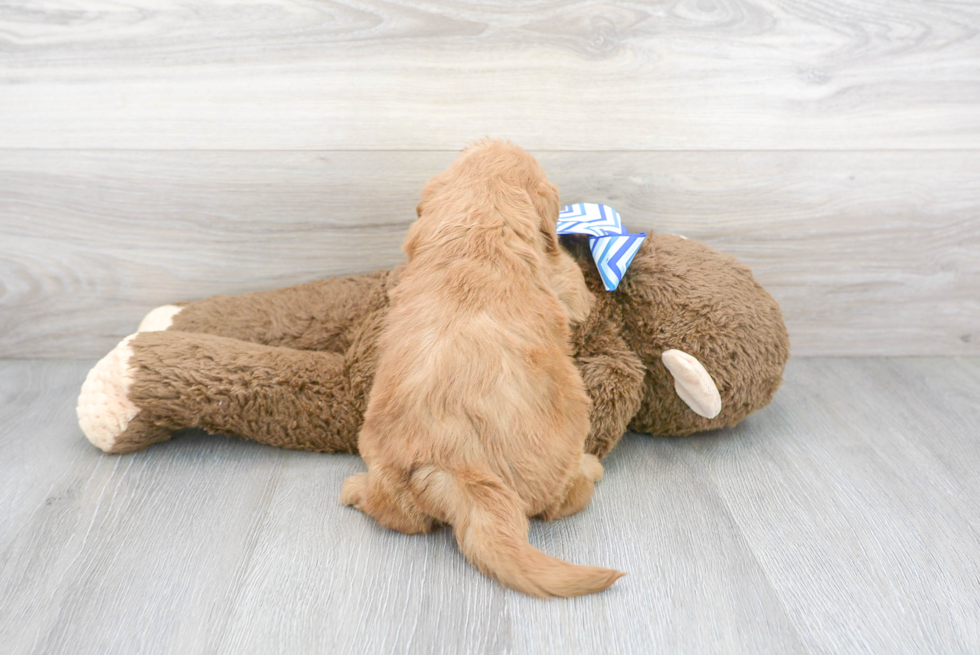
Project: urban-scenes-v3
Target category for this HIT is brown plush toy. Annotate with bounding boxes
[76,229,790,460]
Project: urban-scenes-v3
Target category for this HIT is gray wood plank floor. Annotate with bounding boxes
[1,357,978,654]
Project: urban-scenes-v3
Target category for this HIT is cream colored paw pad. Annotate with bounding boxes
[661,349,722,419]
[581,453,604,482]
[77,335,140,452]
[137,304,182,332]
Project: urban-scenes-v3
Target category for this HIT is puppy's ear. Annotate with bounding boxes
[416,188,433,219]
[417,172,449,219]
[533,182,561,255]
[410,173,449,256]
[403,217,428,260]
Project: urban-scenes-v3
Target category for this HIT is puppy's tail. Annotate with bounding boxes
[409,465,624,598]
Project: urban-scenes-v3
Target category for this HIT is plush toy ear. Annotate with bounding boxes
[661,349,722,419]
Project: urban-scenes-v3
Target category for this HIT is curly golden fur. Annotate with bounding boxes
[340,140,623,597]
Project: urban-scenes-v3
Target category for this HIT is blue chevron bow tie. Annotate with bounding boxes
[557,203,646,292]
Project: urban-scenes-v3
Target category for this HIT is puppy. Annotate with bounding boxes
[341,140,623,597]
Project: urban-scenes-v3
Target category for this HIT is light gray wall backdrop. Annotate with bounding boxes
[1,0,978,358]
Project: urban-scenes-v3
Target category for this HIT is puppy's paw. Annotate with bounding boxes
[137,304,182,332]
[581,453,604,482]
[340,472,369,507]
[552,251,594,325]
[77,335,141,453]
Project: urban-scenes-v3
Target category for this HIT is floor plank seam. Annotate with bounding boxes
[209,452,288,655]
[690,444,815,654]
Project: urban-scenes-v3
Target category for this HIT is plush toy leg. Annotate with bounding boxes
[139,269,395,351]
[573,324,647,459]
[138,305,183,332]
[77,335,171,453]
[661,349,722,419]
[77,330,363,455]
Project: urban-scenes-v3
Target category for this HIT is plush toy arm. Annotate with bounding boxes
[574,329,646,460]
[139,268,396,353]
[77,330,364,454]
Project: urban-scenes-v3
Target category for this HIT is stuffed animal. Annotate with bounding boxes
[76,228,790,459]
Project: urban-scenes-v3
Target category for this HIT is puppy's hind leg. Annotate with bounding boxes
[536,454,604,521]
[342,467,437,534]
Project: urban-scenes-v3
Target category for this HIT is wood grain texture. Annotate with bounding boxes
[692,357,980,653]
[0,0,978,150]
[0,360,95,551]
[2,357,979,654]
[2,149,978,358]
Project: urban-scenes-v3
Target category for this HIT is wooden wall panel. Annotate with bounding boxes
[1,0,977,358]
[0,0,978,150]
[2,150,977,358]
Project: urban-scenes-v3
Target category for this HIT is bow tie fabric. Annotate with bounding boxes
[556,203,646,291]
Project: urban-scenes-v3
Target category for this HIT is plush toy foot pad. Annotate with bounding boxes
[661,349,723,419]
[138,304,183,332]
[77,334,141,452]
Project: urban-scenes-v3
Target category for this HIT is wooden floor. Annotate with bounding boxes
[1,356,978,654]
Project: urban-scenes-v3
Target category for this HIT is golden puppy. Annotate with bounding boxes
[341,140,623,597]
